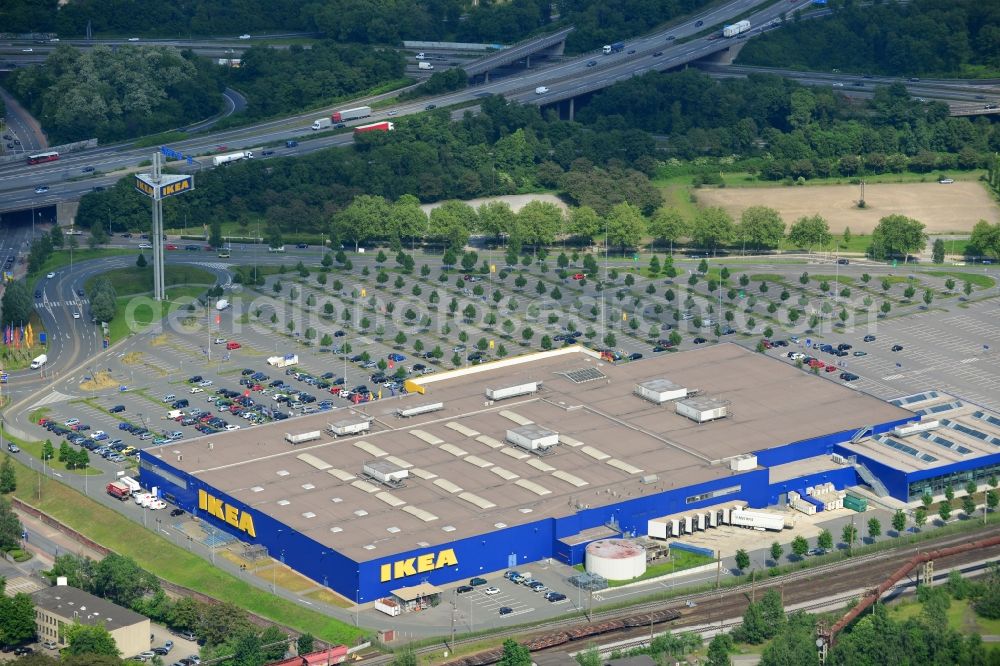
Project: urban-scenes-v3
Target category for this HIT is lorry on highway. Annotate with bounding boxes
[268,354,299,368]
[354,122,394,134]
[331,106,372,123]
[106,481,130,500]
[418,61,434,70]
[215,299,230,311]
[30,354,47,369]
[723,20,751,37]
[534,86,549,94]
[311,117,332,131]
[212,150,253,166]
[602,41,625,55]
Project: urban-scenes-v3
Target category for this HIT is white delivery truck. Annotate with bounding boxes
[119,476,141,495]
[311,117,332,131]
[535,86,549,94]
[418,61,434,70]
[30,354,47,369]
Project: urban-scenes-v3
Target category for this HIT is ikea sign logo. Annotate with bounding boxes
[380,549,458,582]
[198,489,256,537]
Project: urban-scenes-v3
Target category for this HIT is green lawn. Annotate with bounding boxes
[85,265,216,298]
[4,448,364,644]
[107,286,208,342]
[889,596,1000,635]
[29,248,133,278]
[924,271,996,289]
[713,169,987,189]
[810,274,856,286]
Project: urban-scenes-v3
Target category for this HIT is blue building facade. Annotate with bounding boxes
[140,412,935,600]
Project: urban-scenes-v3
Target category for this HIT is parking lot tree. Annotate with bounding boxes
[867,518,881,542]
[746,316,756,331]
[939,500,952,523]
[799,272,809,285]
[539,335,552,350]
[932,238,945,264]
[647,255,660,275]
[786,215,832,253]
[648,207,689,253]
[816,529,833,552]
[738,206,786,251]
[270,313,278,324]
[463,304,476,321]
[880,301,891,317]
[306,294,316,307]
[58,441,71,463]
[603,332,616,347]
[903,284,916,300]
[963,494,977,519]
[513,274,528,291]
[535,280,547,296]
[688,274,698,287]
[892,509,907,535]
[841,523,857,549]
[769,541,783,565]
[839,287,851,298]
[989,490,999,514]
[788,535,808,559]
[734,548,750,573]
[945,484,955,501]
[767,302,777,315]
[964,280,973,297]
[943,277,956,292]
[316,272,327,287]
[41,439,54,461]
[921,492,934,509]
[870,214,927,261]
[521,326,534,342]
[507,297,519,312]
[970,220,1000,261]
[838,307,848,324]
[394,275,405,290]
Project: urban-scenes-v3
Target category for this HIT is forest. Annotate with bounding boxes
[76,95,660,236]
[740,0,1000,77]
[5,45,225,144]
[3,0,713,54]
[225,43,404,120]
[578,69,1000,176]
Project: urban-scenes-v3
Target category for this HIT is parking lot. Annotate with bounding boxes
[762,298,1000,410]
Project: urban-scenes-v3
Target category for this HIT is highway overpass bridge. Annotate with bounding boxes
[462,27,575,82]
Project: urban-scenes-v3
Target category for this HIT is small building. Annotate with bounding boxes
[389,582,441,612]
[32,583,150,658]
[268,645,349,666]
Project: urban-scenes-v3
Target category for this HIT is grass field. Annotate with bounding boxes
[925,271,996,289]
[697,181,998,235]
[29,248,133,278]
[108,286,208,342]
[4,449,364,644]
[889,596,1000,636]
[85,265,216,297]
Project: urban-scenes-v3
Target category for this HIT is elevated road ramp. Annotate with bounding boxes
[464,26,575,81]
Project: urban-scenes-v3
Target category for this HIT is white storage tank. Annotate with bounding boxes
[585,539,647,580]
[634,379,688,404]
[676,396,729,423]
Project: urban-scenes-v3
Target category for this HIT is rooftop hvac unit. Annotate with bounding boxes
[892,420,940,437]
[363,460,408,487]
[640,474,659,485]
[676,396,729,423]
[327,417,372,437]
[506,424,558,452]
[728,454,757,472]
[634,379,688,404]
[285,431,321,445]
[486,381,539,401]
[395,402,444,418]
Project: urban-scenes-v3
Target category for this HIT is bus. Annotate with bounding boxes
[27,151,60,165]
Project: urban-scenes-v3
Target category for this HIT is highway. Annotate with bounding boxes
[1,0,998,215]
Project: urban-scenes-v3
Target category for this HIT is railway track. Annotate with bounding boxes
[363,525,1000,665]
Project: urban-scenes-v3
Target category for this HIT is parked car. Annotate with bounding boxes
[470,577,488,586]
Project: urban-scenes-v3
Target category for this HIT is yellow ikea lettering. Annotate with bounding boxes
[198,489,256,537]
[379,549,459,582]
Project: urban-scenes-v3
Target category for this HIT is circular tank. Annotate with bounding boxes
[584,539,647,580]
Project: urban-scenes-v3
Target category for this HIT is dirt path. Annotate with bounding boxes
[420,193,567,215]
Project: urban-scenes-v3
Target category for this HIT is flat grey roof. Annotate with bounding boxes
[144,344,912,560]
[32,586,148,631]
[840,396,1000,473]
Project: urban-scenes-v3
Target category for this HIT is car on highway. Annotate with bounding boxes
[7,443,19,453]
[425,104,437,110]
[35,185,49,194]
[666,35,676,40]
[939,178,954,184]
[46,271,55,278]
[653,51,663,56]
[388,110,398,116]
[627,49,636,54]
[82,165,95,172]
[586,60,597,67]
[695,20,703,26]
[21,48,33,52]
[138,242,152,249]
[165,244,178,250]
[239,34,252,39]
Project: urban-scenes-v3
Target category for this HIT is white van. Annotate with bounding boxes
[415,52,426,60]
[535,86,549,94]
